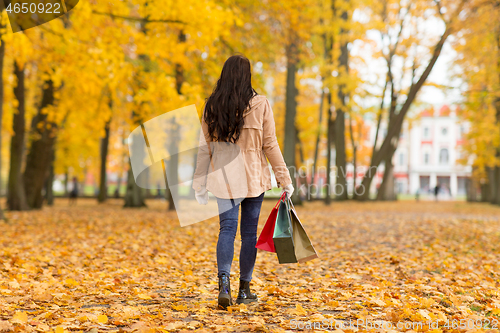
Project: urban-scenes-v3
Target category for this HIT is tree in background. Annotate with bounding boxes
[452,0,500,205]
[4,26,34,211]
[355,0,472,201]
[0,0,497,210]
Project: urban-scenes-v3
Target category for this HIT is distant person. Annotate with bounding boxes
[69,177,78,205]
[114,187,120,198]
[434,184,440,202]
[156,182,162,199]
[416,189,420,202]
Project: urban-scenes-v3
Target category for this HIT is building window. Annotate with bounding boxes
[457,177,466,195]
[424,152,430,165]
[439,148,449,164]
[399,153,405,166]
[420,176,430,192]
[459,126,466,138]
[442,127,448,136]
[423,127,429,139]
[397,181,405,194]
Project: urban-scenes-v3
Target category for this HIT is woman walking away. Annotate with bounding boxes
[192,54,294,309]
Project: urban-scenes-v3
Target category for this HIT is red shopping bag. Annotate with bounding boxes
[256,192,286,253]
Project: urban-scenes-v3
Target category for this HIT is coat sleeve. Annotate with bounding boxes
[262,98,292,189]
[192,108,212,192]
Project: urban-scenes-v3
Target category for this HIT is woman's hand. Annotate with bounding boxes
[282,183,294,198]
[195,187,209,205]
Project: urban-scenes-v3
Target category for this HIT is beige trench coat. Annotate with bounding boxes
[192,95,292,199]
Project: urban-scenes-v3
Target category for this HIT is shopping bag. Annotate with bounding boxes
[290,206,318,263]
[273,195,298,264]
[256,193,286,252]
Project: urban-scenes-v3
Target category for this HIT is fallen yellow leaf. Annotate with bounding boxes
[172,304,188,311]
[292,303,307,316]
[97,314,108,324]
[492,308,500,315]
[11,311,28,324]
[64,278,79,288]
[138,293,152,300]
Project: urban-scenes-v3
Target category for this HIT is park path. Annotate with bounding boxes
[1,199,500,332]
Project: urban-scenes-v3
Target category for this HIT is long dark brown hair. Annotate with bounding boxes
[204,54,258,143]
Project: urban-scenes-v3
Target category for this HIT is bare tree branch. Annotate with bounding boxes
[92,10,187,24]
[388,2,411,59]
[434,0,446,21]
[371,74,388,159]
[219,36,235,54]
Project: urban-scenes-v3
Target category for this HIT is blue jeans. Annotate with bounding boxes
[216,192,265,282]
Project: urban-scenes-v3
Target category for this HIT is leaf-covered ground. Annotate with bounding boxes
[1,198,500,332]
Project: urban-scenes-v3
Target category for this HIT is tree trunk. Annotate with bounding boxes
[64,170,69,197]
[487,167,495,203]
[124,160,146,207]
[334,6,349,201]
[348,113,357,198]
[145,168,152,198]
[312,32,330,198]
[325,92,334,205]
[295,126,308,200]
[115,151,126,198]
[45,148,55,206]
[7,61,29,211]
[356,26,452,201]
[124,125,146,207]
[23,79,56,209]
[466,177,478,202]
[188,153,197,199]
[376,148,397,201]
[123,14,152,208]
[495,21,500,206]
[284,38,300,204]
[334,109,347,200]
[0,33,3,194]
[481,183,490,202]
[311,88,325,201]
[323,28,334,205]
[124,156,146,207]
[115,171,122,198]
[162,30,185,210]
[495,166,500,205]
[0,30,5,218]
[98,118,111,203]
[166,117,179,210]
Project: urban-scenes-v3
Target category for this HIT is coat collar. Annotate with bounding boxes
[243,95,266,117]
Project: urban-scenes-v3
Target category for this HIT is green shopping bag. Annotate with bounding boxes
[272,194,297,264]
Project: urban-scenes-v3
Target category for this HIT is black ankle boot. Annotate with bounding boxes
[235,279,258,304]
[218,274,232,309]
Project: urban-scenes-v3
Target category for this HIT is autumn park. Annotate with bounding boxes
[1,0,500,331]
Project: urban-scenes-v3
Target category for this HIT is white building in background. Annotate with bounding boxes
[337,105,472,199]
[393,105,472,198]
